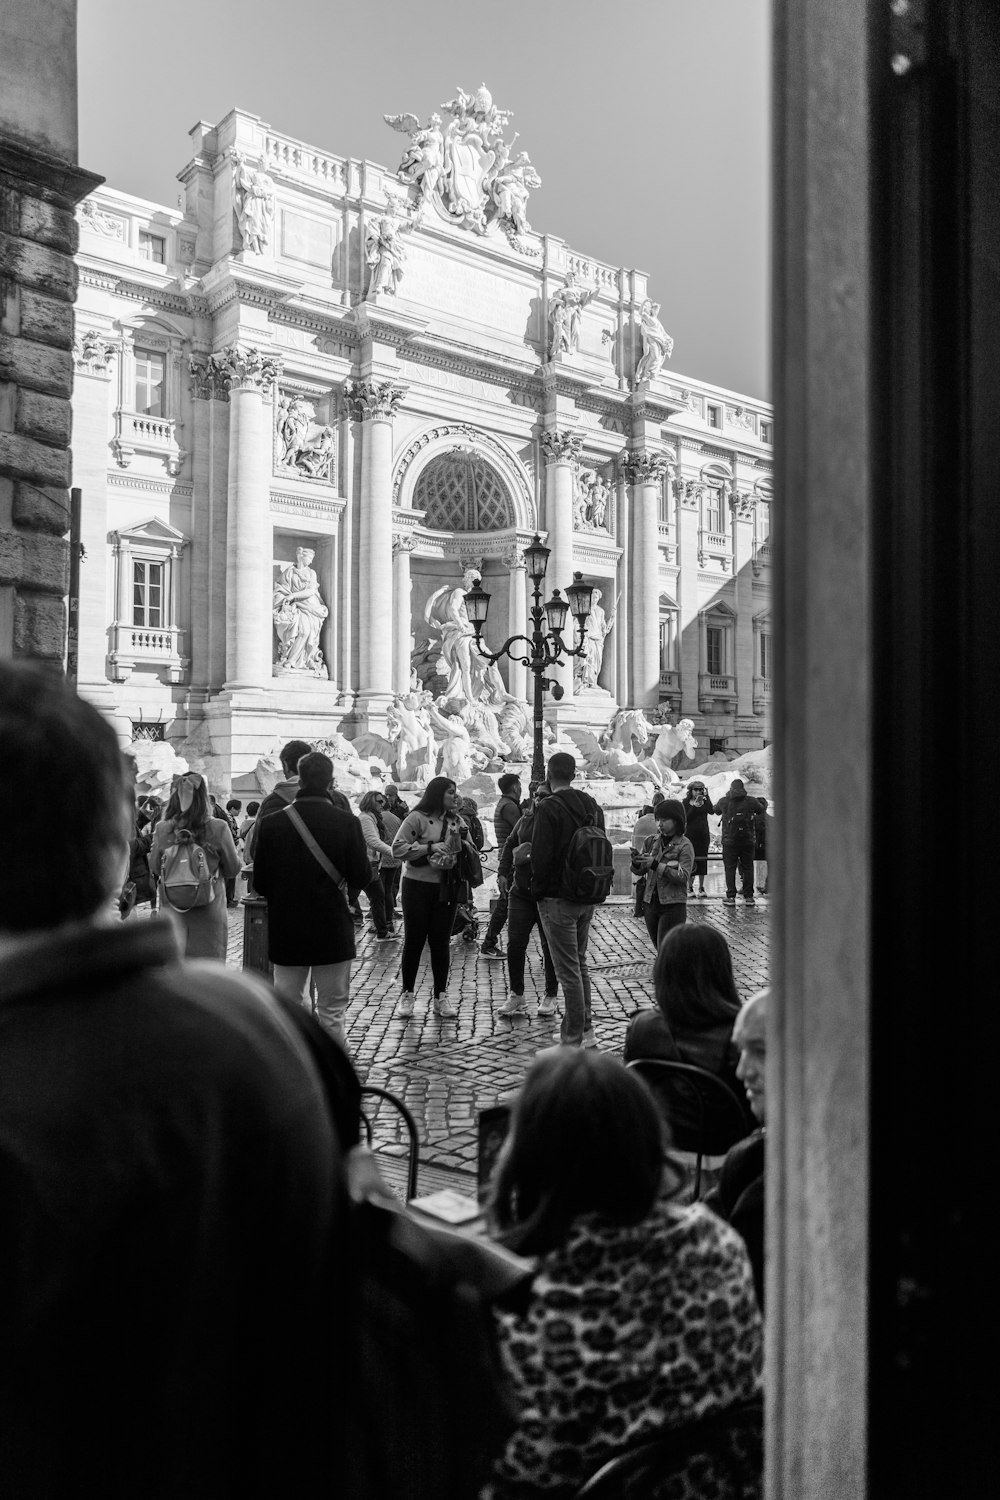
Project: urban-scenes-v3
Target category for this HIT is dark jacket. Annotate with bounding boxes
[0,917,358,1498]
[492,793,522,854]
[704,1130,766,1310]
[529,787,605,902]
[623,1008,755,1150]
[681,791,715,856]
[753,809,768,858]
[498,811,535,898]
[252,792,370,965]
[716,790,765,845]
[244,776,298,863]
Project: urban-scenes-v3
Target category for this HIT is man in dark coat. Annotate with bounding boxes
[252,750,370,1040]
[704,986,768,1309]
[243,736,313,866]
[715,777,766,906]
[0,661,360,1499]
[481,773,523,957]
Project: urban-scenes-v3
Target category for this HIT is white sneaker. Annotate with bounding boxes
[497,996,532,1018]
[536,997,558,1016]
[433,993,457,1018]
[398,992,415,1017]
[581,1028,599,1049]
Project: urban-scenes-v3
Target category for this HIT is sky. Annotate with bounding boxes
[78,0,770,400]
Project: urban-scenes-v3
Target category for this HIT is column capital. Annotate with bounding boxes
[188,354,230,402]
[540,429,583,465]
[392,532,417,556]
[502,546,527,571]
[729,490,757,520]
[620,449,670,485]
[673,478,702,509]
[344,378,406,422]
[216,345,283,393]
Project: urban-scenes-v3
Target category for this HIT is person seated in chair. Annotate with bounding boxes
[483,1049,763,1500]
[704,987,769,1310]
[623,925,757,1153]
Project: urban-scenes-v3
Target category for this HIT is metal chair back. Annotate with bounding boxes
[359,1084,420,1201]
[626,1057,751,1199]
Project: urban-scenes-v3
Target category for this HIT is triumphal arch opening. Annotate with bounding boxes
[70,85,772,783]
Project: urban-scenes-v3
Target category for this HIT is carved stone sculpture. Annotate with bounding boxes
[549,271,599,357]
[276,393,334,479]
[491,150,541,236]
[634,299,674,384]
[427,699,484,784]
[574,468,611,532]
[272,546,329,677]
[365,195,412,298]
[384,111,445,205]
[575,588,616,690]
[423,569,513,706]
[231,151,275,255]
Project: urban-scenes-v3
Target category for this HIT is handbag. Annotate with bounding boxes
[459,841,484,888]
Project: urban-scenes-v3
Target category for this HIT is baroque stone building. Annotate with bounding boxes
[70,96,772,778]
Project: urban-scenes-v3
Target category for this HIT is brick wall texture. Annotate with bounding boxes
[0,146,94,661]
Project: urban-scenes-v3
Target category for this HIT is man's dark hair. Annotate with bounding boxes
[279,739,313,776]
[0,662,130,932]
[246,801,261,816]
[296,752,334,793]
[226,799,242,814]
[546,752,576,785]
[498,773,521,795]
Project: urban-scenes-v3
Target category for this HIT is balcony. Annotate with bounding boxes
[112,409,186,476]
[698,529,732,571]
[699,672,738,714]
[658,668,681,710]
[109,622,187,684]
[753,676,772,714]
[657,522,677,563]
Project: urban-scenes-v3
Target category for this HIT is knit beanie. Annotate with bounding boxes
[655,798,687,833]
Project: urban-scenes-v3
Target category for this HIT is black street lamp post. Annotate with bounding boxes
[464,535,595,786]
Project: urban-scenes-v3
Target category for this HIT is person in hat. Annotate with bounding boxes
[635,798,695,951]
[682,779,715,897]
[715,778,766,906]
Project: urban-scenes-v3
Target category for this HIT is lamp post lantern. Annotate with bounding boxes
[464,537,595,786]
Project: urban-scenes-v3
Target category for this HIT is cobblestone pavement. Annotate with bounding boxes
[225,886,770,1190]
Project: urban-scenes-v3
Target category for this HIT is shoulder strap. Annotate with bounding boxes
[283,805,347,892]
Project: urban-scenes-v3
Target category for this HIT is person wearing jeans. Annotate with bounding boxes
[715,778,766,906]
[529,753,606,1049]
[391,776,475,1019]
[495,786,559,1019]
[638,799,695,951]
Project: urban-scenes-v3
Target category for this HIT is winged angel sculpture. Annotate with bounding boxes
[384,85,541,248]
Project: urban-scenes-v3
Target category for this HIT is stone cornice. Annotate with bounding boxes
[106,473,193,497]
[0,138,104,205]
[343,377,406,421]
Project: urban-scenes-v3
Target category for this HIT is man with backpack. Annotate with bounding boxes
[480,774,523,958]
[715,777,766,906]
[529,753,613,1050]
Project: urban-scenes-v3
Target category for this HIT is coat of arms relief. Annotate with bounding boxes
[384,84,541,251]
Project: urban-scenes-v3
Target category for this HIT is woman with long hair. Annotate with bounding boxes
[682,779,715,897]
[355,790,394,940]
[623,923,756,1143]
[148,771,239,960]
[390,776,475,1018]
[484,1050,762,1499]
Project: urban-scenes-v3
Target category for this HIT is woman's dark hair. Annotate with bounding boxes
[489,1050,680,1256]
[164,773,210,843]
[0,661,131,931]
[358,789,387,838]
[296,751,334,793]
[413,776,456,817]
[653,924,742,1034]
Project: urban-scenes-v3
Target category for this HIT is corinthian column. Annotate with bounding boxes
[217,345,283,689]
[541,429,582,701]
[504,548,528,702]
[622,449,669,711]
[346,379,406,714]
[391,533,415,694]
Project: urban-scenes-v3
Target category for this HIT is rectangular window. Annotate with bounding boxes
[757,501,771,542]
[707,626,724,676]
[706,404,721,429]
[131,721,165,742]
[760,632,772,678]
[134,349,166,416]
[132,559,164,627]
[139,231,166,264]
[760,419,773,444]
[709,737,727,755]
[705,488,725,534]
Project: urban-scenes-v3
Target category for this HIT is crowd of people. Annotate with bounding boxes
[0,660,770,1498]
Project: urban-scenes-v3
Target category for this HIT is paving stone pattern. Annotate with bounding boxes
[226,891,770,1189]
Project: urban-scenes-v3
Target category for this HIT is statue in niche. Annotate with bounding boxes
[276,394,334,479]
[574,468,611,532]
[549,270,599,358]
[384,111,445,206]
[425,568,514,706]
[272,546,329,676]
[365,197,410,297]
[634,299,674,384]
[575,588,617,690]
[231,151,274,255]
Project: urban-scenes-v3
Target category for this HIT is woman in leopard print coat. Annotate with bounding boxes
[484,1050,763,1500]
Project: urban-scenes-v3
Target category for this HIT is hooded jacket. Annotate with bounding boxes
[244,776,299,864]
[529,787,605,902]
[715,781,765,845]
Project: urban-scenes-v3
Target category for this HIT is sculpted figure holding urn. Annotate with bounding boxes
[549,270,599,357]
[272,547,329,677]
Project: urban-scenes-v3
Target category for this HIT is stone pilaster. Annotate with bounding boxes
[730,489,758,721]
[504,547,528,702]
[346,378,406,715]
[674,479,703,718]
[621,449,669,710]
[0,140,102,660]
[71,336,116,690]
[540,428,582,701]
[216,345,282,690]
[391,532,415,695]
[614,467,630,708]
[188,355,230,694]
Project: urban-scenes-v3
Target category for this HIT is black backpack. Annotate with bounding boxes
[724,801,755,842]
[560,806,615,904]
